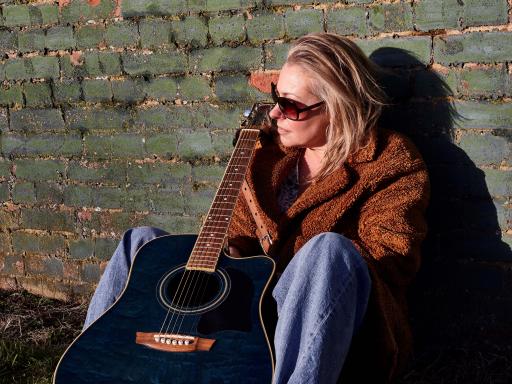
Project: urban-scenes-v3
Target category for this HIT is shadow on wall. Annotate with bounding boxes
[370,48,512,380]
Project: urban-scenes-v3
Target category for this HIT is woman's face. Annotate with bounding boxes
[269,63,330,149]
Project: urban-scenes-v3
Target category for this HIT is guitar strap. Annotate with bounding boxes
[241,179,273,256]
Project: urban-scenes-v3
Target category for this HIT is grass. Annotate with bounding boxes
[1,288,511,383]
[0,290,86,384]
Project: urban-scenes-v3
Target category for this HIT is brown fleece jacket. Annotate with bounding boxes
[227,127,430,383]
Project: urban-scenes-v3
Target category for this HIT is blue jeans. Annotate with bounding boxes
[84,227,371,384]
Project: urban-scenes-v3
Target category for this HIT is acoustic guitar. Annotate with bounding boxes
[53,104,276,384]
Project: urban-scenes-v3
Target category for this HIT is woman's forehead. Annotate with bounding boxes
[277,64,316,99]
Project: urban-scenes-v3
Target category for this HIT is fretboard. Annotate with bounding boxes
[186,128,261,272]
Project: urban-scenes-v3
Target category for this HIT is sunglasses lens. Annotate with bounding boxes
[271,83,299,120]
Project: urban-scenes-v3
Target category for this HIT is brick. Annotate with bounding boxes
[215,73,265,102]
[184,188,215,215]
[123,187,153,211]
[454,101,512,129]
[264,43,290,70]
[0,160,10,179]
[149,187,185,213]
[247,13,285,44]
[15,159,65,181]
[411,67,455,98]
[0,30,16,53]
[3,134,82,157]
[10,108,65,132]
[0,209,17,230]
[12,232,65,254]
[2,5,31,27]
[23,82,53,108]
[4,58,31,81]
[190,46,261,72]
[208,14,245,45]
[111,79,145,104]
[134,105,194,129]
[45,26,75,50]
[0,254,24,275]
[83,52,122,77]
[355,36,431,66]
[178,76,211,101]
[122,51,187,76]
[105,21,139,48]
[462,0,508,27]
[53,80,82,104]
[141,214,199,233]
[70,239,94,259]
[483,168,512,197]
[459,132,511,165]
[12,182,36,203]
[121,0,187,17]
[458,66,508,97]
[127,162,191,185]
[211,130,235,157]
[368,3,413,33]
[28,6,44,26]
[82,79,113,103]
[327,7,368,37]
[30,56,60,79]
[205,0,244,12]
[17,30,45,53]
[192,164,224,185]
[64,185,94,207]
[37,4,59,25]
[65,107,130,132]
[0,182,9,201]
[195,104,242,130]
[76,25,105,49]
[0,108,7,132]
[35,182,64,204]
[84,135,112,159]
[178,130,213,159]
[171,16,208,48]
[284,9,323,39]
[139,19,172,49]
[93,187,125,209]
[144,78,178,101]
[94,238,118,260]
[21,208,75,232]
[60,0,115,24]
[267,0,314,4]
[110,133,145,158]
[0,233,11,255]
[414,0,462,31]
[81,263,100,283]
[145,133,179,157]
[0,84,23,107]
[434,32,512,65]
[68,160,126,183]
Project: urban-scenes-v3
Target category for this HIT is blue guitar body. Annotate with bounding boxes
[54,234,276,384]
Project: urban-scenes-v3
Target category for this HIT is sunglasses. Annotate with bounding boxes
[271,82,325,121]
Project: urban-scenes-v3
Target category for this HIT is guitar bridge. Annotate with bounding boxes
[135,332,215,352]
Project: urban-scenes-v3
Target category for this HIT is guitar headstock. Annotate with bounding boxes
[234,103,276,147]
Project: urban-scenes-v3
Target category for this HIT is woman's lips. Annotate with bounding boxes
[277,126,289,134]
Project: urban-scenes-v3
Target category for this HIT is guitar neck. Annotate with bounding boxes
[186,128,261,272]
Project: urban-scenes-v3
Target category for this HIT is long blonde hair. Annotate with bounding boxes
[285,33,390,181]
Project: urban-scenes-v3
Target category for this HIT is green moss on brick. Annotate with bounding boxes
[10,109,65,132]
[15,159,65,181]
[368,3,413,33]
[139,19,172,49]
[284,9,323,38]
[190,46,261,72]
[45,26,75,50]
[171,16,208,48]
[144,78,178,101]
[66,107,129,132]
[122,51,188,76]
[76,25,105,49]
[82,79,113,103]
[24,82,53,108]
[0,84,23,107]
[30,56,60,79]
[415,0,462,31]
[105,21,139,48]
[208,14,245,45]
[264,42,290,70]
[53,80,82,104]
[178,76,211,101]
[247,13,285,44]
[17,30,45,53]
[3,5,31,27]
[111,79,146,104]
[13,182,36,204]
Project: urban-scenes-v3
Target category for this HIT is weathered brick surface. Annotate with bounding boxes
[0,0,508,326]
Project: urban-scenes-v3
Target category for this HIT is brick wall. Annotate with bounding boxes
[0,0,510,333]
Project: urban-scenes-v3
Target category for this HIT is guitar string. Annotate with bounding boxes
[168,130,256,337]
[160,130,256,339]
[180,130,259,337]
[165,131,254,338]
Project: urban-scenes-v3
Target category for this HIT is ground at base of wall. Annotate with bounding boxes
[0,289,511,384]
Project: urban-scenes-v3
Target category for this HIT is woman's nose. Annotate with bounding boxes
[269,103,284,120]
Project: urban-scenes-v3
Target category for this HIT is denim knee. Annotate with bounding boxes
[122,226,169,262]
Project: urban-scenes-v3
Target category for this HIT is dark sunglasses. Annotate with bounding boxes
[271,82,325,121]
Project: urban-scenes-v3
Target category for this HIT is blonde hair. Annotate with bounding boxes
[285,32,390,181]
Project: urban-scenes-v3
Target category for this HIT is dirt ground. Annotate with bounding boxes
[0,288,511,384]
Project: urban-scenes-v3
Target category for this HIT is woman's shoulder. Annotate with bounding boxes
[373,127,426,167]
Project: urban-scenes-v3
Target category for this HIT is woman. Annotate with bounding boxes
[85,33,430,383]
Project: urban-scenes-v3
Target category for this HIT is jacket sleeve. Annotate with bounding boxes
[227,193,263,257]
[354,162,430,288]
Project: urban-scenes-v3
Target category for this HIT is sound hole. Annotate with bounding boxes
[158,266,230,315]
